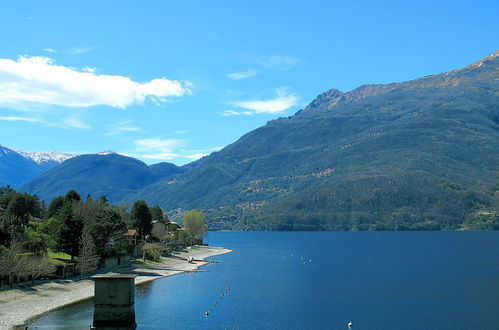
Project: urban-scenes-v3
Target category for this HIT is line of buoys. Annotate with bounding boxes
[205,272,232,317]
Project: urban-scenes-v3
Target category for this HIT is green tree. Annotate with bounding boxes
[131,200,152,239]
[46,196,65,218]
[86,208,127,257]
[36,216,63,251]
[65,189,81,203]
[98,195,108,205]
[183,210,207,246]
[150,205,164,222]
[58,203,83,260]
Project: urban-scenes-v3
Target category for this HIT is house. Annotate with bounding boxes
[124,229,139,245]
[151,220,169,239]
[167,221,183,232]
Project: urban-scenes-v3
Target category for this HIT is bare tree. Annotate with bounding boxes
[182,210,207,246]
[77,226,99,277]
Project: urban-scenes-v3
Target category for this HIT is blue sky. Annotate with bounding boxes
[0,0,497,165]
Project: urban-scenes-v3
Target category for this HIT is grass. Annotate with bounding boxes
[47,251,76,264]
[47,251,72,260]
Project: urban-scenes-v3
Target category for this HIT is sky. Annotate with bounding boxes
[0,0,497,165]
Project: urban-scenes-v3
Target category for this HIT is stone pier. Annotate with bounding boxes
[92,274,137,330]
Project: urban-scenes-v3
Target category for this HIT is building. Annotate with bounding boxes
[124,229,139,245]
[151,220,169,239]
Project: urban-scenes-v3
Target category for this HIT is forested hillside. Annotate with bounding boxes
[134,51,499,230]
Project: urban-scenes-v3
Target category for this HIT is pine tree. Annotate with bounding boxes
[59,204,83,260]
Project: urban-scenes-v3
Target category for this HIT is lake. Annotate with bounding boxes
[27,231,499,329]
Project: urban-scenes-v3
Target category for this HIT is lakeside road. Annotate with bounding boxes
[0,245,232,330]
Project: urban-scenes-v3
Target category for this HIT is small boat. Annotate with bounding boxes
[348,321,353,327]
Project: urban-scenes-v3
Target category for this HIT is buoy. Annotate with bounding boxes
[348,321,353,327]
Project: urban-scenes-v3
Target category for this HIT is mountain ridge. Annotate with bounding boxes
[130,50,498,229]
[17,51,499,230]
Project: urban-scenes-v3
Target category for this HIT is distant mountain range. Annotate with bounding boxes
[0,145,76,188]
[18,152,185,204]
[13,51,499,230]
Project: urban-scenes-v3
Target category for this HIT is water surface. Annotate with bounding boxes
[28,231,499,329]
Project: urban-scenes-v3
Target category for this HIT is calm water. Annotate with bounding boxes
[27,231,499,329]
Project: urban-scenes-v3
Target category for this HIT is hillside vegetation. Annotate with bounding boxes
[20,52,499,231]
[134,52,499,230]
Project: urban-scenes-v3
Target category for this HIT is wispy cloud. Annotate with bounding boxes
[132,137,220,162]
[106,120,141,136]
[227,68,259,80]
[220,109,242,116]
[258,55,300,70]
[219,109,254,116]
[230,87,299,114]
[133,137,185,160]
[0,55,192,109]
[67,46,93,55]
[61,117,91,129]
[43,48,57,53]
[0,116,41,123]
[82,66,96,73]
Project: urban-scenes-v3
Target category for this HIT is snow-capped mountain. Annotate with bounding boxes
[15,150,77,165]
[0,144,77,188]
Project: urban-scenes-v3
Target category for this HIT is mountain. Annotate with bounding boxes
[0,145,75,188]
[19,152,184,204]
[132,51,499,230]
[15,150,77,171]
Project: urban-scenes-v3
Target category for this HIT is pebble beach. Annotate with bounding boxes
[0,246,232,330]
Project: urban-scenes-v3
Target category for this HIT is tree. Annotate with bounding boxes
[87,208,127,257]
[141,242,165,262]
[150,205,164,222]
[58,203,83,260]
[47,196,65,218]
[131,200,152,239]
[77,226,99,276]
[183,210,207,246]
[65,189,81,203]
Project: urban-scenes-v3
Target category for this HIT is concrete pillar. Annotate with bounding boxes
[92,274,137,330]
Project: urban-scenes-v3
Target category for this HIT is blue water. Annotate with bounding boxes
[27,231,499,329]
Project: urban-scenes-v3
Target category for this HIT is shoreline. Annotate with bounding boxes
[0,245,232,330]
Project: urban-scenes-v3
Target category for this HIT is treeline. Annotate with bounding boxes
[231,173,499,231]
[0,186,191,287]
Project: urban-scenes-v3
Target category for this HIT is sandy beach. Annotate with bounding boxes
[0,245,232,330]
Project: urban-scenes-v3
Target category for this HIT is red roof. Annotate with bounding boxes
[125,229,138,236]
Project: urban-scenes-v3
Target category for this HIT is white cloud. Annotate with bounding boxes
[134,137,184,153]
[82,66,96,73]
[231,88,299,114]
[67,47,93,55]
[220,109,242,116]
[106,120,141,136]
[259,55,300,69]
[44,48,57,53]
[0,116,40,123]
[227,68,259,80]
[62,117,91,129]
[132,137,220,162]
[0,56,192,109]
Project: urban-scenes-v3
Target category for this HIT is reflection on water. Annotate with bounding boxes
[28,231,499,330]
